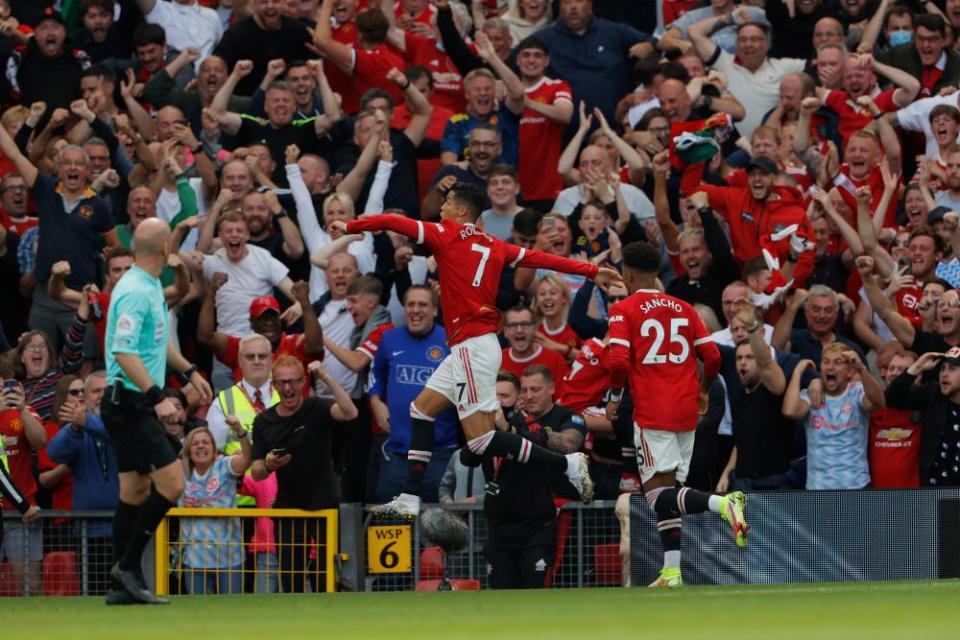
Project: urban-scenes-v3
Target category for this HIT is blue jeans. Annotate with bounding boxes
[374,447,453,503]
[185,566,243,595]
[255,553,279,594]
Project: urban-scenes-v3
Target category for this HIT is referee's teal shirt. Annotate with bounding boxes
[105,265,169,391]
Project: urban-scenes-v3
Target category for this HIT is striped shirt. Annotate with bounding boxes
[179,456,243,569]
[21,314,86,423]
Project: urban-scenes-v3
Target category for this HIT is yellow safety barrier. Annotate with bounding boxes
[155,508,338,595]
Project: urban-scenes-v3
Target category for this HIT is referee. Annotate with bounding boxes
[102,219,212,605]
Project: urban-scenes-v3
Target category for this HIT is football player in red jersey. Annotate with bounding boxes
[605,242,747,587]
[330,183,622,516]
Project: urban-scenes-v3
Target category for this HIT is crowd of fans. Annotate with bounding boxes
[2,0,960,593]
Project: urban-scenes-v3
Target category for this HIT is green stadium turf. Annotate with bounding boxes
[7,580,960,639]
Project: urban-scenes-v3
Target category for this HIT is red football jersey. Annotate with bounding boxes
[835,163,899,228]
[823,88,898,147]
[0,407,41,510]
[403,32,465,113]
[501,346,569,397]
[607,289,720,431]
[519,77,572,201]
[346,215,599,345]
[558,338,610,412]
[868,407,920,488]
[537,320,581,352]
[358,322,396,360]
[329,21,361,114]
[354,44,407,106]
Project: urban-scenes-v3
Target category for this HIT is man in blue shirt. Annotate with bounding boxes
[369,285,459,503]
[534,0,656,125]
[47,371,118,595]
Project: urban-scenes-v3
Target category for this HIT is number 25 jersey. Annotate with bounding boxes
[607,289,720,432]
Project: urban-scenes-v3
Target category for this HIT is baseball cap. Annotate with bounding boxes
[928,206,952,225]
[944,347,960,364]
[34,7,65,28]
[249,296,281,319]
[746,156,780,175]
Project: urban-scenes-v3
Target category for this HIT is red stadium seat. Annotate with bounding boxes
[415,579,442,591]
[419,546,445,580]
[43,551,80,596]
[593,543,622,586]
[0,561,18,597]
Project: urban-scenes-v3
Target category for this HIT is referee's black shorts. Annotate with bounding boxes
[102,384,179,474]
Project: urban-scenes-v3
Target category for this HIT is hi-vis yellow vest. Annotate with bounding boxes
[1,434,8,472]
[217,384,279,506]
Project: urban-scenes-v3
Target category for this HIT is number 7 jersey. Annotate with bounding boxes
[346,215,600,346]
[607,288,720,432]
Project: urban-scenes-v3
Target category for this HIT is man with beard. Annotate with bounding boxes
[12,9,89,110]
[666,184,740,322]
[886,347,960,486]
[311,252,360,403]
[773,284,864,364]
[500,306,569,394]
[422,123,500,219]
[73,0,144,63]
[717,299,797,492]
[440,68,519,167]
[934,145,960,212]
[144,51,251,135]
[239,190,304,263]
[784,343,885,490]
[369,286,459,503]
[137,0,222,63]
[214,0,313,97]
[250,356,358,592]
[199,278,323,385]
[681,156,814,286]
[210,60,340,185]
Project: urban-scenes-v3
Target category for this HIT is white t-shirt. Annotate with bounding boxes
[316,298,357,394]
[552,183,655,221]
[156,177,205,252]
[711,50,805,139]
[201,245,289,335]
[146,0,223,67]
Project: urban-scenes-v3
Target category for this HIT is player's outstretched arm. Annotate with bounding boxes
[513,245,622,284]
[333,214,424,243]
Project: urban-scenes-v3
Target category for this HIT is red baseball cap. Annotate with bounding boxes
[249,296,281,319]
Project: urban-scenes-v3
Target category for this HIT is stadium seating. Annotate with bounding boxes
[419,546,445,580]
[43,552,80,597]
[415,579,481,591]
[592,543,622,586]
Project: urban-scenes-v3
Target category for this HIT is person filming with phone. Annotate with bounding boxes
[249,356,358,593]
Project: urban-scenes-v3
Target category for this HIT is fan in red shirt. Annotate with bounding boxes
[387,24,465,113]
[0,173,37,236]
[532,273,581,360]
[198,280,324,395]
[480,34,572,205]
[604,241,746,587]
[869,350,921,488]
[391,66,455,198]
[0,362,46,596]
[314,2,407,109]
[332,182,621,517]
[500,306,569,397]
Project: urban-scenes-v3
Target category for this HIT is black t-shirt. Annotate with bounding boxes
[339,130,420,218]
[233,117,327,186]
[251,396,338,509]
[213,17,312,96]
[731,384,796,479]
[910,330,953,382]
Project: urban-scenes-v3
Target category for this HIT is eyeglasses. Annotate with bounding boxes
[504,321,534,329]
[242,353,271,361]
[2,185,27,193]
[274,378,303,388]
[68,388,85,396]
[469,140,499,148]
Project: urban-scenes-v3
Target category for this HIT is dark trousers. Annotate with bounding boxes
[274,518,328,593]
[484,523,556,589]
[332,400,371,503]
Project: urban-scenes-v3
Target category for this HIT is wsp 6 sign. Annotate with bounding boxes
[367,525,412,573]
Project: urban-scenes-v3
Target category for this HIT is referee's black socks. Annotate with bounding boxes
[119,490,176,571]
[112,500,139,566]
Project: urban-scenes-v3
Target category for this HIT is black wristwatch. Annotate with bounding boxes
[702,94,714,110]
[177,365,198,385]
[697,204,713,216]
[275,209,288,219]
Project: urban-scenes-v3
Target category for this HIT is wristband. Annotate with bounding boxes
[401,79,411,91]
[177,365,198,385]
[275,209,288,219]
[608,389,623,403]
[745,320,761,333]
[236,430,249,439]
[146,385,165,406]
[697,204,712,216]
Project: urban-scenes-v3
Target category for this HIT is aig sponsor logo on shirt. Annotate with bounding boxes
[396,365,435,385]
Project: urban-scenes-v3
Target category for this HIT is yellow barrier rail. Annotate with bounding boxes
[155,507,338,595]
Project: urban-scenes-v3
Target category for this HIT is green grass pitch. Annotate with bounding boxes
[7,580,960,639]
